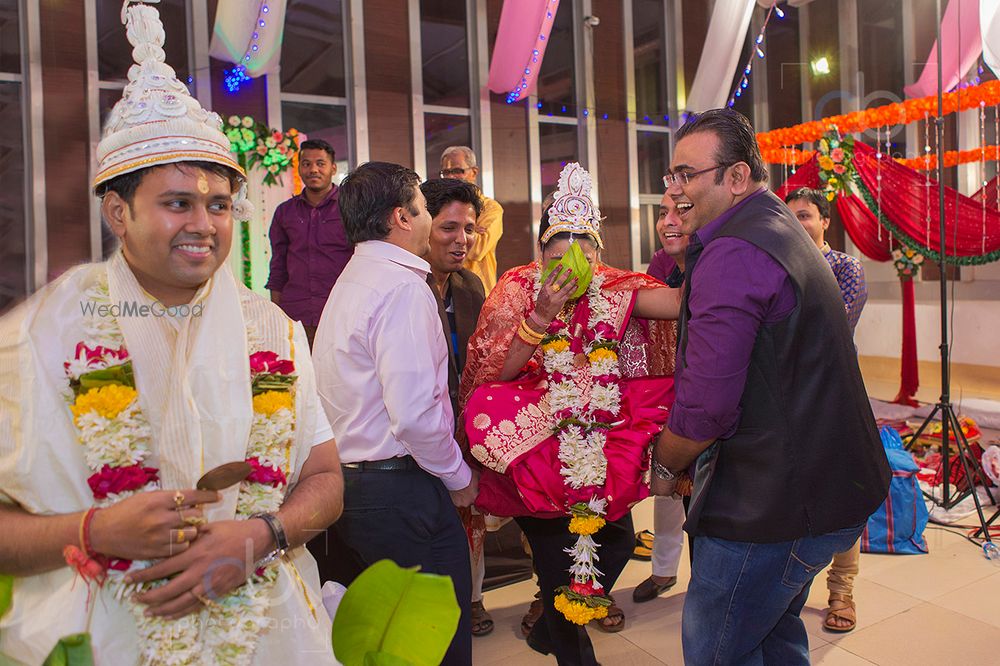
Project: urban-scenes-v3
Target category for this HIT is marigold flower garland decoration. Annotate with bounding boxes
[64,274,297,665]
[534,270,620,624]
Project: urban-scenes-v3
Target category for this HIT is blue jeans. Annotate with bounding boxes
[682,522,865,665]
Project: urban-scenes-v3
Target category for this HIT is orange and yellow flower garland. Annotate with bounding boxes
[764,144,1000,170]
[756,79,1000,150]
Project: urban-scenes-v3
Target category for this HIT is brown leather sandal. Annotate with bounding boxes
[471,600,495,636]
[592,602,625,633]
[520,593,544,637]
[823,593,857,633]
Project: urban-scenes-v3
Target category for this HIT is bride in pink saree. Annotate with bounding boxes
[458,163,678,664]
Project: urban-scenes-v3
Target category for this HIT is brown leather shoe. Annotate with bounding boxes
[632,575,677,603]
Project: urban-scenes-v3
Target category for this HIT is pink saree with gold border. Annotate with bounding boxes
[459,263,676,521]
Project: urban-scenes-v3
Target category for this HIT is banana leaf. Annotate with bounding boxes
[42,634,94,666]
[0,575,11,619]
[540,240,593,299]
[332,559,459,666]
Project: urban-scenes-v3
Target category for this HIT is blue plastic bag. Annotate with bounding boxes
[860,426,929,554]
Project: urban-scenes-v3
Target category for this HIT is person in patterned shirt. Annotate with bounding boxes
[785,187,868,633]
[786,188,868,332]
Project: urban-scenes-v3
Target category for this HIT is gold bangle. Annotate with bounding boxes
[519,319,544,341]
[516,320,544,345]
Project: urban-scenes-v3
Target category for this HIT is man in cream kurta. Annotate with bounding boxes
[0,2,342,663]
[0,254,340,664]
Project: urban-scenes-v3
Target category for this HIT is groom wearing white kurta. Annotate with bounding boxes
[0,2,342,663]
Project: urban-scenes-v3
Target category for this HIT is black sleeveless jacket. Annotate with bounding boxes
[679,190,890,542]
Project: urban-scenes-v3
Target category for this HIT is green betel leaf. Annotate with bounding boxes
[73,363,135,396]
[41,633,94,666]
[0,575,12,619]
[540,240,593,299]
[332,559,460,666]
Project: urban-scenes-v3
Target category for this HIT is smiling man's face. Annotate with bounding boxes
[666,130,738,235]
[657,190,689,260]
[103,164,235,305]
[426,200,477,274]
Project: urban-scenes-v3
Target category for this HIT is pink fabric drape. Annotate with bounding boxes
[487,0,560,99]
[904,0,981,98]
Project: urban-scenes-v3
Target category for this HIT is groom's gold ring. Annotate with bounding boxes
[553,284,561,292]
[173,491,185,508]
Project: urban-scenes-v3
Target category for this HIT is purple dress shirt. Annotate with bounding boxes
[647,249,682,286]
[668,189,798,443]
[266,185,353,327]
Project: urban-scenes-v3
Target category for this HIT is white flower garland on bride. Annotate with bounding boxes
[533,268,624,624]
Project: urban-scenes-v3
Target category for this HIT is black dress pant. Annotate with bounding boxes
[516,512,635,666]
[331,465,472,666]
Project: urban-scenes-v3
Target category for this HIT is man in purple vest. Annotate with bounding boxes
[651,109,889,664]
[266,139,353,347]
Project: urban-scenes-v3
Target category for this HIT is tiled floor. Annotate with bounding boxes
[473,499,1000,665]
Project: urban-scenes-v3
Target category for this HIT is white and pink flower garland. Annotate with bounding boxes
[534,270,623,624]
[64,275,296,666]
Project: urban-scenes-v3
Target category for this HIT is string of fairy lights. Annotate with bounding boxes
[223,2,273,93]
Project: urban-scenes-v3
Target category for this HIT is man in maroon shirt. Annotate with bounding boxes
[266,139,353,346]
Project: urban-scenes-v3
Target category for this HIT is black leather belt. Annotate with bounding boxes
[342,455,418,472]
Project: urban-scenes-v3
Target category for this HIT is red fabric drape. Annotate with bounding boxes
[893,278,920,407]
[853,142,1000,258]
[774,159,820,199]
[774,158,894,262]
[835,194,894,262]
[974,174,1000,208]
[775,151,917,406]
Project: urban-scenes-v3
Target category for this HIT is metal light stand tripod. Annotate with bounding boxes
[904,0,995,548]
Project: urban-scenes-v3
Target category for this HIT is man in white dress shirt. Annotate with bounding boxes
[313,161,478,665]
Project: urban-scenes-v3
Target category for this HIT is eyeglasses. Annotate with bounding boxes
[440,167,471,178]
[662,163,733,188]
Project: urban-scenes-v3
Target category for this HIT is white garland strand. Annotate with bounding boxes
[66,272,292,666]
[535,266,622,593]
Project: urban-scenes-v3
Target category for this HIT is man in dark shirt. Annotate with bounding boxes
[266,139,352,346]
[651,109,888,664]
[419,177,491,637]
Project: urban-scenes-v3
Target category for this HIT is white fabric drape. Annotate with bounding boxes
[227,167,293,295]
[210,0,288,77]
[684,0,756,114]
[983,0,1000,80]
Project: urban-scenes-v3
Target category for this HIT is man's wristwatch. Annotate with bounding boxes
[251,512,289,568]
[651,458,678,482]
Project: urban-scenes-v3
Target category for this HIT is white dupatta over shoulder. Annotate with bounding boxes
[0,253,336,665]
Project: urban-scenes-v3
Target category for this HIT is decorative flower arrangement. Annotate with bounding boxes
[534,270,620,624]
[226,115,299,186]
[63,274,298,665]
[817,133,856,201]
[892,246,925,278]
